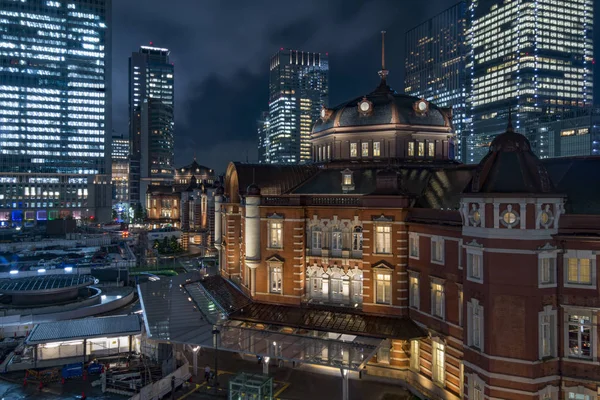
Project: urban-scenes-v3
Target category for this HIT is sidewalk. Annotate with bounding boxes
[180,348,413,400]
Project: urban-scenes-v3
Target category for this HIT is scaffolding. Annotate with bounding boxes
[228,373,273,400]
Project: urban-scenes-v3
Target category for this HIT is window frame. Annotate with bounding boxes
[350,142,358,158]
[538,252,558,288]
[410,339,420,371]
[466,247,484,284]
[538,306,557,359]
[268,219,283,249]
[409,271,420,310]
[351,226,363,253]
[373,141,381,157]
[430,279,445,320]
[430,235,445,264]
[432,338,445,386]
[408,141,415,157]
[409,232,420,260]
[564,250,596,289]
[565,309,594,360]
[331,229,342,251]
[361,142,369,157]
[311,228,322,250]
[375,224,392,254]
[468,298,484,351]
[269,264,283,294]
[375,269,392,305]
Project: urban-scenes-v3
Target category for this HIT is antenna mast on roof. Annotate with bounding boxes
[378,31,389,83]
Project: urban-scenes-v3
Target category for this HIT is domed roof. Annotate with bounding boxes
[466,120,554,194]
[313,82,450,134]
[176,159,213,176]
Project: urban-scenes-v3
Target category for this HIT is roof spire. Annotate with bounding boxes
[193,152,196,161]
[378,30,389,82]
[507,106,514,133]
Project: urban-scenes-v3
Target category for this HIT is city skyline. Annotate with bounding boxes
[110,0,600,173]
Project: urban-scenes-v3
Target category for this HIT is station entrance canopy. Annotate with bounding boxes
[138,273,425,372]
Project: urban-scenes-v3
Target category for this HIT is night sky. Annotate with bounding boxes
[112,0,600,174]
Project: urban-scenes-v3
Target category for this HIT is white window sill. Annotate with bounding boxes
[564,282,597,290]
[538,283,557,289]
[561,357,598,365]
[374,253,394,258]
[409,254,420,260]
[431,259,445,266]
[266,247,283,251]
[466,276,483,284]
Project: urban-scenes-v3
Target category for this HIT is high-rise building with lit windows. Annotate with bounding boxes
[467,0,594,163]
[266,49,328,164]
[128,45,175,206]
[405,1,468,162]
[111,134,129,205]
[0,0,112,225]
[257,111,269,163]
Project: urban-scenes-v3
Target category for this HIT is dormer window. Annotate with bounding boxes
[361,142,369,157]
[350,143,358,157]
[341,169,354,192]
[408,142,415,157]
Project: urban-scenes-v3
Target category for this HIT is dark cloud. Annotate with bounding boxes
[112,0,600,173]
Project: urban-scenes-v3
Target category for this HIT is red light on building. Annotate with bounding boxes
[150,41,153,45]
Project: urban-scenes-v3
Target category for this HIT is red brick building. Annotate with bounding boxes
[214,74,600,399]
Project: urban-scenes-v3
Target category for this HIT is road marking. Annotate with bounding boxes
[273,382,290,397]
[177,383,203,400]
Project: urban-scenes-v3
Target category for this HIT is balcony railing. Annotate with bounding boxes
[261,196,362,207]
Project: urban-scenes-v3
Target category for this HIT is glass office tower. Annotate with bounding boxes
[0,0,112,224]
[405,2,468,162]
[111,134,129,205]
[128,46,175,206]
[257,111,269,163]
[267,49,328,164]
[467,0,594,162]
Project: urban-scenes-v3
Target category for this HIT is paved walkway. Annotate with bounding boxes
[179,348,413,400]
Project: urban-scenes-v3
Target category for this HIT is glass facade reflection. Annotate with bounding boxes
[128,46,174,205]
[405,1,467,162]
[0,0,112,223]
[266,50,328,164]
[467,0,594,163]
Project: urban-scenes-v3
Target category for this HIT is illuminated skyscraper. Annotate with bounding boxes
[128,45,175,206]
[405,1,468,161]
[267,49,328,164]
[0,0,112,224]
[111,134,129,205]
[257,111,270,163]
[467,0,594,163]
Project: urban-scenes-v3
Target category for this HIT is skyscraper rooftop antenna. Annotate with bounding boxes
[378,31,389,83]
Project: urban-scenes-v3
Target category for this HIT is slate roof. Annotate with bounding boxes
[313,81,449,134]
[229,163,319,197]
[27,315,141,344]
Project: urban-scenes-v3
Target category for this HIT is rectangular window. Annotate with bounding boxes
[428,142,435,157]
[409,275,419,309]
[409,232,419,259]
[375,225,391,254]
[331,231,342,251]
[567,258,592,285]
[418,142,425,157]
[410,340,420,371]
[541,315,552,358]
[269,221,283,248]
[373,142,381,157]
[467,251,483,283]
[352,228,363,252]
[327,145,331,159]
[431,282,445,319]
[472,381,483,400]
[567,313,592,359]
[269,266,282,293]
[361,142,369,157]
[343,173,352,186]
[408,142,415,157]
[350,143,358,157]
[431,236,444,263]
[539,255,557,286]
[376,272,391,304]
[312,230,322,250]
[468,300,483,351]
[432,341,445,385]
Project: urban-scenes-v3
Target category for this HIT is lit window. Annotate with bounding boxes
[566,257,593,286]
[418,142,425,157]
[350,143,358,157]
[373,142,381,157]
[432,339,445,385]
[361,142,369,157]
[428,142,435,157]
[375,271,391,304]
[343,173,352,186]
[431,236,444,263]
[409,273,419,309]
[375,225,391,254]
[458,287,463,326]
[352,226,363,253]
[408,142,415,157]
[567,312,592,359]
[409,232,419,259]
[269,265,282,293]
[431,280,445,319]
[331,230,342,251]
[269,220,283,248]
[311,228,322,250]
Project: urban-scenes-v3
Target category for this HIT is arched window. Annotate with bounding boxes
[352,226,363,256]
[331,228,342,254]
[350,270,363,305]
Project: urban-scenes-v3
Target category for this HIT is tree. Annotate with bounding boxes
[153,239,160,250]
[112,209,118,221]
[161,237,169,253]
[169,236,179,253]
[134,203,146,222]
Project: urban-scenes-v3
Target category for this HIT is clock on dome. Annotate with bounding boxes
[413,98,429,115]
[357,97,373,116]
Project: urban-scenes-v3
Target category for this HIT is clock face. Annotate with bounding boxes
[359,101,370,112]
[418,101,427,112]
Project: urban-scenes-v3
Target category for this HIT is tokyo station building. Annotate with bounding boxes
[209,65,600,399]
